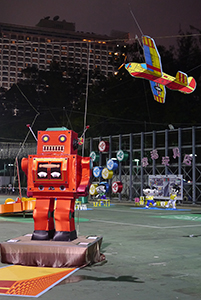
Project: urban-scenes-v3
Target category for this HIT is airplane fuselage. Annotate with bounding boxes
[125,63,196,94]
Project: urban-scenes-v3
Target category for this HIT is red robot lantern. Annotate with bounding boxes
[21,127,91,241]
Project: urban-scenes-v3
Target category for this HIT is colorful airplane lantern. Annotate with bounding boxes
[125,35,196,103]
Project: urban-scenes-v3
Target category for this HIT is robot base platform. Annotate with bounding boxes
[0,234,103,268]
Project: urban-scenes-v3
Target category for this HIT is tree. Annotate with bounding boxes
[0,27,201,141]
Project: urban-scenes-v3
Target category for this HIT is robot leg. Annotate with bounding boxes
[53,198,77,241]
[32,198,55,240]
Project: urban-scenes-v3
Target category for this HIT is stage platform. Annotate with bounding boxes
[0,234,104,268]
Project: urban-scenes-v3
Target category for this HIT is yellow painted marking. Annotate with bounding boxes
[0,265,75,281]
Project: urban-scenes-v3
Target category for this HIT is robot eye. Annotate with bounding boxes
[59,134,67,143]
[42,134,50,142]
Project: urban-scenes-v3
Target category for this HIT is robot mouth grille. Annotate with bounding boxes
[43,145,64,152]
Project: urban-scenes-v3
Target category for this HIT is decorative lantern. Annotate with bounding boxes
[102,168,113,180]
[93,166,103,178]
[90,151,99,162]
[107,159,118,171]
[89,184,98,195]
[112,181,123,193]
[98,141,109,152]
[116,150,129,162]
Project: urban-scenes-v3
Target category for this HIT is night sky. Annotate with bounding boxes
[0,0,201,47]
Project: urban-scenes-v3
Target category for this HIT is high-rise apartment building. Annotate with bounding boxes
[0,18,128,89]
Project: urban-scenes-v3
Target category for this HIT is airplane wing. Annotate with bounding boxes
[149,81,166,103]
[142,36,163,77]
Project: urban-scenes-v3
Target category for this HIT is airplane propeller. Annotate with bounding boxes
[118,55,127,70]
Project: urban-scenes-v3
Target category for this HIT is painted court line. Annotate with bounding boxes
[92,207,192,214]
[90,218,201,229]
[131,207,191,211]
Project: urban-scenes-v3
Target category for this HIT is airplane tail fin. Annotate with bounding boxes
[175,71,188,86]
[167,72,196,94]
[179,76,196,94]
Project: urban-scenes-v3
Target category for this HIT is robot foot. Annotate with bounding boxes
[31,229,55,240]
[53,230,77,241]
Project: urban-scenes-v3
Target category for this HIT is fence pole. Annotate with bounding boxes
[129,133,133,201]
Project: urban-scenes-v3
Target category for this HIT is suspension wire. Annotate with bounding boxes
[187,63,201,73]
[1,63,68,129]
[2,62,40,116]
[64,104,74,130]
[15,83,40,115]
[82,42,91,157]
[15,112,39,160]
[1,63,41,191]
[76,43,91,236]
[13,112,39,192]
[128,3,144,36]
[143,81,152,128]
[63,106,73,130]
[127,5,152,128]
[1,33,201,48]
[15,157,22,199]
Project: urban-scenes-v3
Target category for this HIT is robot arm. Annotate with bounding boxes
[77,157,92,197]
[21,157,28,176]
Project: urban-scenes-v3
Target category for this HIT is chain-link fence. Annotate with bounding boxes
[87,126,201,204]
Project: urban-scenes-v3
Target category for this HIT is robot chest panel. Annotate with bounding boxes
[27,155,79,194]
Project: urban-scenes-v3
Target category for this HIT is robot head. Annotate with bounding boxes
[37,127,79,155]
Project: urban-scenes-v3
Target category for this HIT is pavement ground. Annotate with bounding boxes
[0,195,201,300]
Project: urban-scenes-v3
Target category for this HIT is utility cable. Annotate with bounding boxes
[82,42,91,157]
[128,3,144,36]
